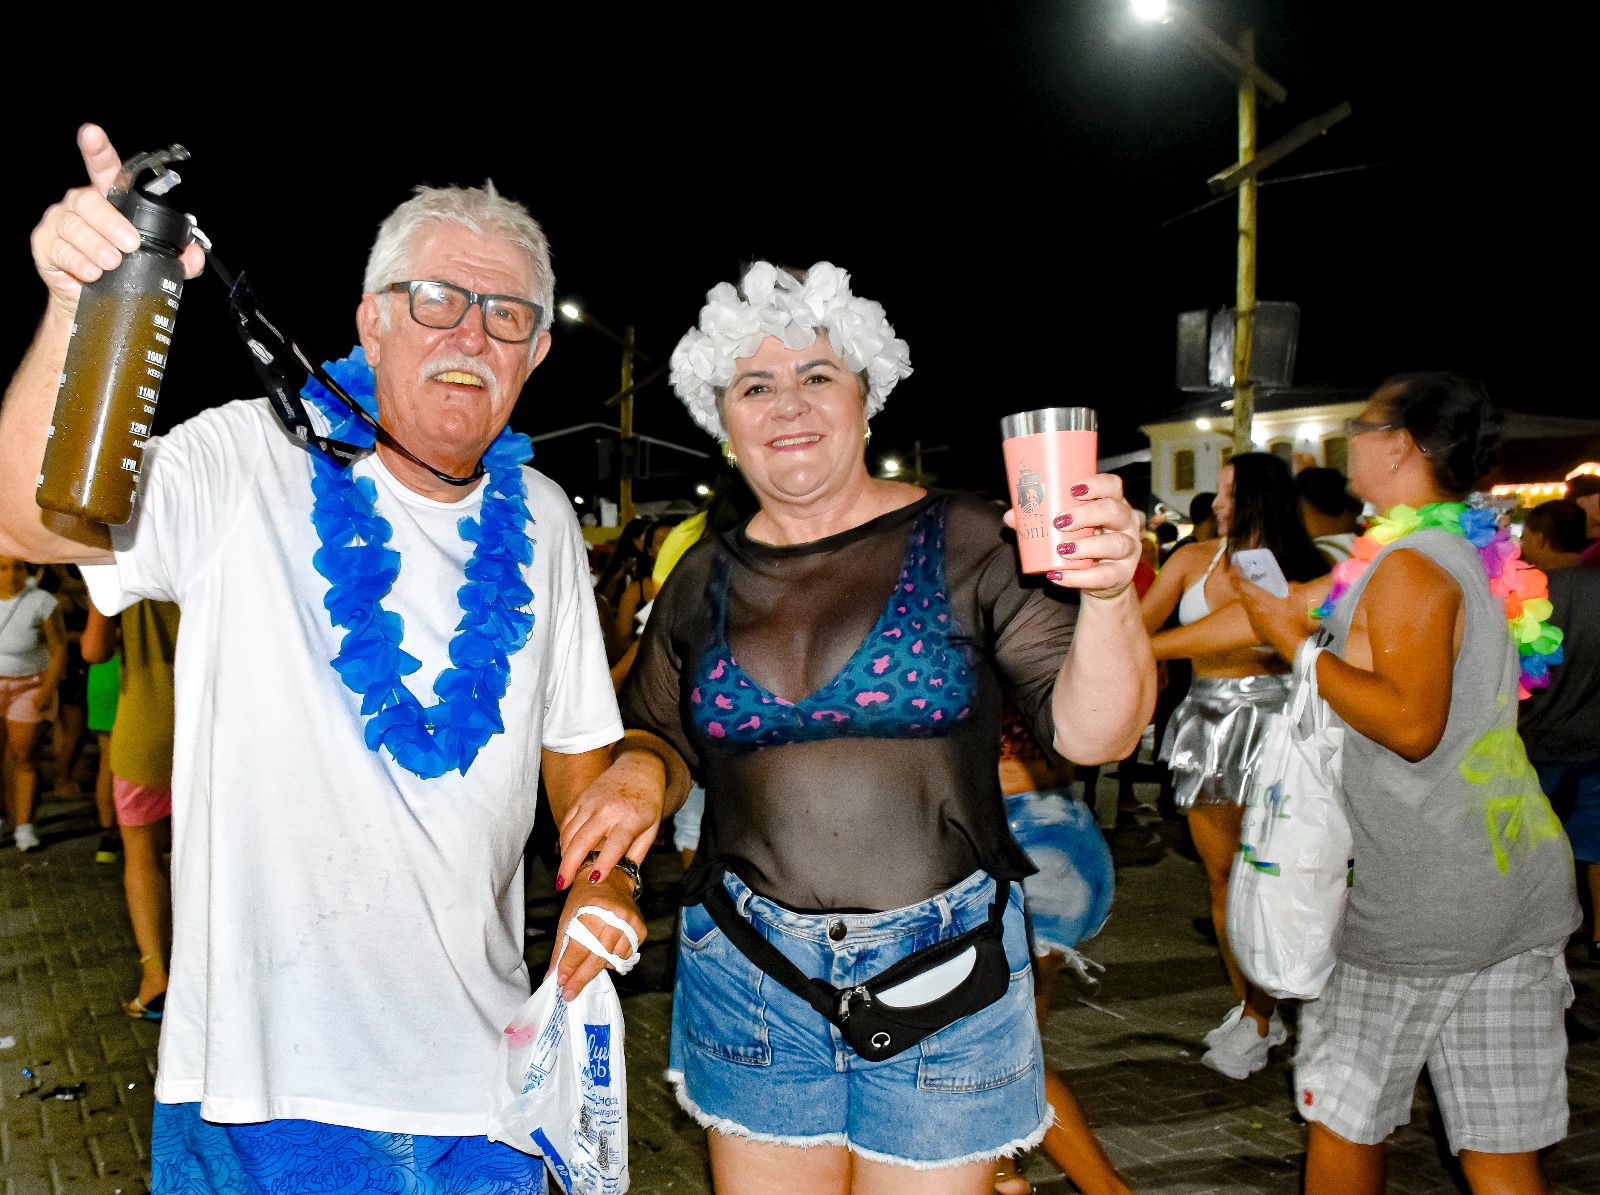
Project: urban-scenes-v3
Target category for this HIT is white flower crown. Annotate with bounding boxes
[669,261,913,440]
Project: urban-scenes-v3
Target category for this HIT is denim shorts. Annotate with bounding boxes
[668,869,1048,1168]
[1006,787,1114,956]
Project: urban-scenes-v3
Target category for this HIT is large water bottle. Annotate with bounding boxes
[36,146,194,524]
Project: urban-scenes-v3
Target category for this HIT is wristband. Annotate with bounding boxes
[583,850,643,902]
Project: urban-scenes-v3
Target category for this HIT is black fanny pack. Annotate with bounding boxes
[702,875,1012,1062]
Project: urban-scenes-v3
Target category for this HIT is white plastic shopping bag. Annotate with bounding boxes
[1228,640,1351,1000]
[488,906,639,1194]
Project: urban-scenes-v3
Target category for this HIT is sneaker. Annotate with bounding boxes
[95,832,122,864]
[1201,1014,1275,1079]
[13,823,40,852]
[1203,1002,1287,1049]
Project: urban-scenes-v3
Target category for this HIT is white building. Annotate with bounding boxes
[1140,388,1366,510]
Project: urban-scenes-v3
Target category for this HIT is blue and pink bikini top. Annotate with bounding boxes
[689,501,979,750]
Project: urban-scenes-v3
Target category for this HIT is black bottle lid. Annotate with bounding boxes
[110,187,192,256]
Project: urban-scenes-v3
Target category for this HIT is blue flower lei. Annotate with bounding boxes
[300,347,536,778]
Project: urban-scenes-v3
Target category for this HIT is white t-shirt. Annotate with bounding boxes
[0,586,57,676]
[82,399,622,1134]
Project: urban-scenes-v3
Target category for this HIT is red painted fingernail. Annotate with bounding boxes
[1057,541,1077,557]
[1053,513,1073,530]
[1071,484,1090,499]
[589,870,602,884]
[1046,571,1064,582]
[555,875,567,891]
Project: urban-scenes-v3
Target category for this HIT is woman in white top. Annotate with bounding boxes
[1139,454,1329,1078]
[0,555,67,852]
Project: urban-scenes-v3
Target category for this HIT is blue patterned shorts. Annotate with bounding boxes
[152,1102,545,1193]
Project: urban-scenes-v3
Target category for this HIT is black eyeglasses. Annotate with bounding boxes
[384,280,544,343]
[1344,417,1398,437]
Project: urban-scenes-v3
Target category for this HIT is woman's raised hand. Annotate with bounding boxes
[1005,473,1143,600]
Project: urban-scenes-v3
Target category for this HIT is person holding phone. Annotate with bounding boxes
[1138,453,1329,1078]
[1229,374,1577,1195]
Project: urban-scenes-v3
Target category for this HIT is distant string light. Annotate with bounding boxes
[1490,482,1570,499]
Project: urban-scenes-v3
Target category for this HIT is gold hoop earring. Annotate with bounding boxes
[721,441,738,467]
[863,427,873,446]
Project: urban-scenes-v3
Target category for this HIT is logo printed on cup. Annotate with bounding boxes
[999,407,1098,574]
[1016,466,1045,517]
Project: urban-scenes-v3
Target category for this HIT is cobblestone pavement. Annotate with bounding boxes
[4,784,1597,1193]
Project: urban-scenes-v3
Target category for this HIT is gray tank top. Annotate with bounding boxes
[1323,529,1578,975]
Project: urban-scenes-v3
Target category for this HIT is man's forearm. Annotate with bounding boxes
[0,306,112,562]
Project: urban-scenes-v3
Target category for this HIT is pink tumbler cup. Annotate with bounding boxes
[999,407,1098,574]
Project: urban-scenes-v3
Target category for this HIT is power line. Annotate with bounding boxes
[1154,161,1393,232]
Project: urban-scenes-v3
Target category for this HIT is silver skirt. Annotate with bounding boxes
[1159,674,1293,808]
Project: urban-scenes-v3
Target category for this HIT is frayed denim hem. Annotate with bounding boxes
[665,1069,849,1150]
[667,1068,1053,1170]
[846,1107,1051,1171]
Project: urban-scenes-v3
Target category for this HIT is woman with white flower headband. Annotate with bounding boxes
[619,262,1154,1194]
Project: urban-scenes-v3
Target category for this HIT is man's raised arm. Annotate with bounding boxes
[0,124,204,564]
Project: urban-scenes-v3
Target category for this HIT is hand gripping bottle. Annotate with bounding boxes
[37,146,195,524]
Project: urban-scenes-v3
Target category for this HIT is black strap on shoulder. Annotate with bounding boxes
[700,872,1010,1024]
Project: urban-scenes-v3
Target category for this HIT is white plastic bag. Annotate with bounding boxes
[488,906,639,1194]
[1228,640,1351,1000]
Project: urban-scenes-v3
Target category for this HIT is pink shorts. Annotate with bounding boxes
[113,777,172,827]
[0,673,56,724]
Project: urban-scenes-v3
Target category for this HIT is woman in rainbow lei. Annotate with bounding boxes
[1220,373,1580,1195]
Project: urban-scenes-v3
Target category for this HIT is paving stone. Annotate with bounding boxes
[5,784,1597,1192]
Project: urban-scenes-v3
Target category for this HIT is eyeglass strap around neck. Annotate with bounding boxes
[209,253,485,487]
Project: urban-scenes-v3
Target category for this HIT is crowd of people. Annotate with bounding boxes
[1,123,1595,1195]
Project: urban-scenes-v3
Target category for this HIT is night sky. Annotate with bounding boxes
[1,5,1580,505]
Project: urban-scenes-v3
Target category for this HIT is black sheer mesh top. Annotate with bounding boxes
[619,490,1078,911]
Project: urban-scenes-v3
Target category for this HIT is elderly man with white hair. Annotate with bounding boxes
[0,124,684,1192]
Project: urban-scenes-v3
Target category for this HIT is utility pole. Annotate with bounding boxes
[1232,28,1258,458]
[619,325,636,525]
[1134,4,1350,452]
[560,302,653,526]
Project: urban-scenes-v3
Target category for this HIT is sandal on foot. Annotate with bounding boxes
[127,992,165,1021]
